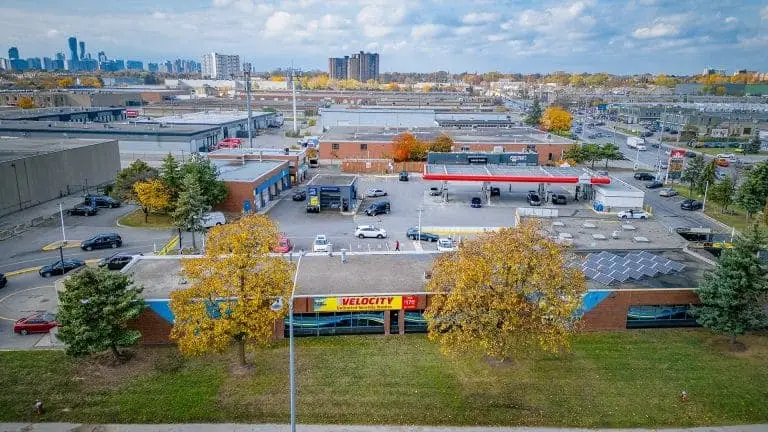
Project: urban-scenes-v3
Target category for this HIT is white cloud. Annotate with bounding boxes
[212,0,232,6]
[487,34,507,42]
[632,22,680,39]
[152,11,167,20]
[724,16,737,24]
[263,11,296,36]
[462,12,498,25]
[454,26,474,35]
[411,23,444,39]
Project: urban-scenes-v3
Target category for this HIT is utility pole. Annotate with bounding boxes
[417,207,423,241]
[243,63,253,148]
[288,67,301,135]
[702,181,710,212]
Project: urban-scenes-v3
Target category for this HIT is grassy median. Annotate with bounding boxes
[117,208,173,228]
[1,330,767,426]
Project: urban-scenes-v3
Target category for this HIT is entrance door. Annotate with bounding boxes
[390,310,400,334]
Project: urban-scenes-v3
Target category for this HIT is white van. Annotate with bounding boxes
[200,212,226,228]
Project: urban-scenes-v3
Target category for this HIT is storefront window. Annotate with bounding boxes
[287,312,385,337]
[626,304,699,329]
[404,310,427,333]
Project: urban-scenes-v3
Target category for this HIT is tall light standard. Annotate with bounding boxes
[417,207,423,241]
[58,204,66,263]
[287,251,304,432]
[287,68,302,135]
[243,63,253,149]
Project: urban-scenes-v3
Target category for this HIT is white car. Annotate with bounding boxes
[313,235,330,252]
[716,153,735,160]
[354,225,387,239]
[617,209,649,220]
[201,211,226,228]
[436,238,456,252]
[366,188,388,197]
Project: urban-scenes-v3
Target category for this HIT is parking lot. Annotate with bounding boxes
[0,271,63,350]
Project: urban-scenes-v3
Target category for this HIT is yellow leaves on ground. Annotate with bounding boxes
[424,219,586,361]
[540,106,573,133]
[169,215,293,364]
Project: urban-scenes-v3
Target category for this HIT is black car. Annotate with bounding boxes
[490,187,501,197]
[406,228,439,242]
[633,172,655,181]
[470,197,482,208]
[67,204,98,216]
[399,171,409,181]
[39,259,86,277]
[681,199,703,211]
[0,272,6,289]
[527,191,542,206]
[645,180,664,189]
[81,233,122,251]
[99,252,138,270]
[85,195,121,208]
[292,190,307,201]
[364,200,390,216]
[552,194,568,205]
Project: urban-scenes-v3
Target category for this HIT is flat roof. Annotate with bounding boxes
[0,120,219,137]
[123,250,705,300]
[134,111,273,125]
[320,126,574,145]
[308,174,358,186]
[0,107,125,120]
[0,137,116,163]
[593,176,642,193]
[213,159,285,182]
[209,148,306,157]
[423,164,611,185]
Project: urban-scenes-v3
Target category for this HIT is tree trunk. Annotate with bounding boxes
[236,337,246,366]
[111,343,122,360]
[191,230,197,250]
[730,334,737,345]
[143,208,149,223]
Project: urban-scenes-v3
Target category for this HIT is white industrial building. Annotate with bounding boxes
[592,177,645,213]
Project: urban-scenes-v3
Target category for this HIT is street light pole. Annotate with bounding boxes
[702,181,710,212]
[58,203,66,244]
[243,63,253,149]
[417,207,423,241]
[289,252,304,432]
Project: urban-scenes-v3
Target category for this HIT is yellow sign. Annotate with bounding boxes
[313,295,419,312]
[309,196,319,206]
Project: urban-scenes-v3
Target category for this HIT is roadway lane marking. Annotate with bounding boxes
[0,285,55,321]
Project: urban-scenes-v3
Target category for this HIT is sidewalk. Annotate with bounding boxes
[1,424,766,432]
[0,195,85,241]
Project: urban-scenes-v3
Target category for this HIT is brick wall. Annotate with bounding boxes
[129,308,172,345]
[580,289,700,330]
[217,181,257,213]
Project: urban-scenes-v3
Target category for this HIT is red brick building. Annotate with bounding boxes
[212,159,290,213]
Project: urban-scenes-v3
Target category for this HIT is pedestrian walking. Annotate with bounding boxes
[395,240,400,251]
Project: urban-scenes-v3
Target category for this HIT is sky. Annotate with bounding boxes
[2,0,768,75]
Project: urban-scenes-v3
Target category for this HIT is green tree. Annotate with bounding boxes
[172,173,210,251]
[160,153,182,203]
[680,123,698,142]
[694,225,768,345]
[429,134,454,152]
[744,134,762,154]
[563,145,586,163]
[408,140,429,161]
[524,97,542,126]
[697,160,717,195]
[112,159,158,202]
[709,177,736,211]
[599,143,622,169]
[681,154,705,195]
[737,176,766,221]
[181,155,228,208]
[580,143,603,169]
[56,268,146,361]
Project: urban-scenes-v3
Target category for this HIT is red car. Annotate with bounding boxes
[13,312,57,335]
[273,236,293,253]
[215,138,243,150]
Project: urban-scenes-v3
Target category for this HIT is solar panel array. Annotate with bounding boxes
[581,251,685,286]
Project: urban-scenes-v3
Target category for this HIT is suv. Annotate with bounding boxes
[364,200,390,216]
[527,191,542,206]
[86,195,121,208]
[81,233,122,251]
[67,204,98,216]
[99,252,137,270]
[292,190,306,201]
[406,228,439,242]
[551,194,567,205]
[681,199,703,211]
[633,172,655,181]
[201,212,226,228]
[354,225,387,239]
[399,171,409,181]
[470,197,482,208]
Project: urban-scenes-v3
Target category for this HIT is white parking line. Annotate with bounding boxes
[413,241,423,251]
[0,285,55,321]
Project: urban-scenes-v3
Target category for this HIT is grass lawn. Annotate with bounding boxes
[1,331,768,427]
[669,185,765,234]
[118,208,173,228]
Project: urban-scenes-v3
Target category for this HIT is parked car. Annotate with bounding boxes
[645,180,664,189]
[551,194,568,205]
[273,236,293,253]
[399,171,409,181]
[85,195,121,208]
[715,158,730,167]
[366,188,388,197]
[67,204,98,216]
[428,187,442,196]
[99,252,138,270]
[39,259,85,277]
[200,212,226,228]
[292,190,307,201]
[681,199,703,211]
[715,170,728,181]
[716,153,736,160]
[354,225,387,239]
[364,200,390,216]
[13,312,57,335]
[313,235,329,252]
[470,197,482,208]
[633,172,655,181]
[80,233,122,251]
[659,188,678,197]
[527,191,542,206]
[406,228,439,242]
[685,151,697,158]
[490,187,501,197]
[437,238,457,252]
[0,272,6,289]
[617,209,649,219]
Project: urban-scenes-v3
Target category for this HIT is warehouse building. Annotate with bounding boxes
[132,110,283,138]
[0,137,120,217]
[319,126,576,165]
[207,147,309,185]
[212,159,291,213]
[118,249,706,344]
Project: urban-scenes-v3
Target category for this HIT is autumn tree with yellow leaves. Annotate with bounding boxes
[170,215,293,366]
[133,179,171,223]
[17,96,36,109]
[540,106,573,133]
[424,220,587,361]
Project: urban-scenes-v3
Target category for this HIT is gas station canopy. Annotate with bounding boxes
[423,165,611,185]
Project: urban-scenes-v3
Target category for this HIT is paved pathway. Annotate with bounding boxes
[1,424,767,432]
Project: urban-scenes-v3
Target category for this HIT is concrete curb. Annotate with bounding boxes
[41,240,82,251]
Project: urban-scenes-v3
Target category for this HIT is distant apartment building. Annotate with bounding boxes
[8,47,19,60]
[328,51,379,82]
[148,63,159,72]
[126,60,144,71]
[703,67,727,75]
[27,57,42,71]
[201,52,240,79]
